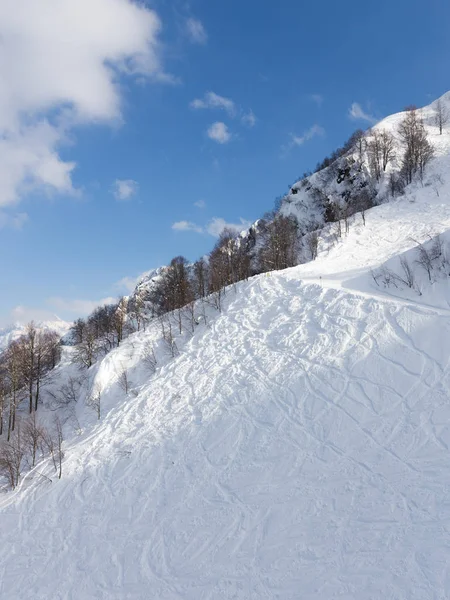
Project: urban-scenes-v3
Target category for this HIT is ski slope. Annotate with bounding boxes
[3,96,450,599]
[2,261,450,598]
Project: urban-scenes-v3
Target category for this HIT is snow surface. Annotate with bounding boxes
[2,95,450,599]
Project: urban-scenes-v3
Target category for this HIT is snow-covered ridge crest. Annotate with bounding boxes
[279,91,450,234]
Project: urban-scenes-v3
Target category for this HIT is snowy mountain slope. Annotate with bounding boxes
[2,260,450,598]
[0,318,70,351]
[279,91,450,231]
[3,94,450,599]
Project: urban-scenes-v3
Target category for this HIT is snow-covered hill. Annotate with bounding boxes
[0,318,70,351]
[2,94,450,599]
[280,91,450,235]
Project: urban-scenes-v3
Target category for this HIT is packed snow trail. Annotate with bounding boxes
[1,270,450,599]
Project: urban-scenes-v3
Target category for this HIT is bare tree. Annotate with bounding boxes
[141,341,157,373]
[23,411,45,467]
[399,106,434,184]
[73,330,99,369]
[415,240,434,282]
[258,215,299,272]
[305,231,319,260]
[193,258,208,299]
[379,130,396,171]
[430,173,444,197]
[87,384,102,420]
[159,316,178,358]
[54,416,64,479]
[435,99,448,135]
[399,256,415,288]
[118,366,130,395]
[367,131,383,180]
[0,424,24,489]
[47,375,83,409]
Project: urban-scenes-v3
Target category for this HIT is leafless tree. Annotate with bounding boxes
[118,365,130,394]
[193,258,208,299]
[379,130,396,171]
[258,215,299,272]
[72,330,99,369]
[430,173,444,197]
[159,316,178,358]
[54,416,64,479]
[0,424,24,488]
[305,230,319,260]
[398,256,415,288]
[87,384,102,420]
[415,240,434,282]
[367,131,383,180]
[435,99,448,135]
[398,106,434,184]
[23,411,45,467]
[142,342,157,373]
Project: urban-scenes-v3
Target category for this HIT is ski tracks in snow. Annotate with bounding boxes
[1,275,450,598]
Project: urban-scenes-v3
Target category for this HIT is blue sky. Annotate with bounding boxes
[1,0,449,325]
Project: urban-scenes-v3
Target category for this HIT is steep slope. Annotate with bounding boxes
[3,95,450,599]
[280,91,450,233]
[2,254,450,598]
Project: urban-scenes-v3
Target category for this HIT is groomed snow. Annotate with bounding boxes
[1,263,450,598]
[2,96,450,599]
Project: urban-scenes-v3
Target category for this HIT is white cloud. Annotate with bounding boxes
[186,17,208,45]
[282,124,325,155]
[310,94,323,107]
[194,199,206,208]
[348,102,377,124]
[115,269,153,293]
[171,216,250,237]
[47,296,117,316]
[115,276,140,293]
[190,92,236,116]
[241,110,257,128]
[290,125,325,146]
[112,179,139,201]
[207,122,231,144]
[206,217,251,237]
[0,0,169,209]
[172,220,204,233]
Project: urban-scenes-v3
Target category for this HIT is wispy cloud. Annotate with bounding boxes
[112,179,139,201]
[348,102,377,124]
[172,217,251,237]
[186,17,208,44]
[190,92,236,116]
[172,220,204,233]
[0,211,28,230]
[310,94,324,107]
[207,122,232,144]
[241,110,257,128]
[282,124,325,155]
[206,217,251,237]
[115,269,154,294]
[47,296,117,316]
[194,199,206,208]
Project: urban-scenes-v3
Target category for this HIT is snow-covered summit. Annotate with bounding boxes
[280,91,450,233]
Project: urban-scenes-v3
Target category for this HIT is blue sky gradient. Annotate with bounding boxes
[1,0,449,324]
